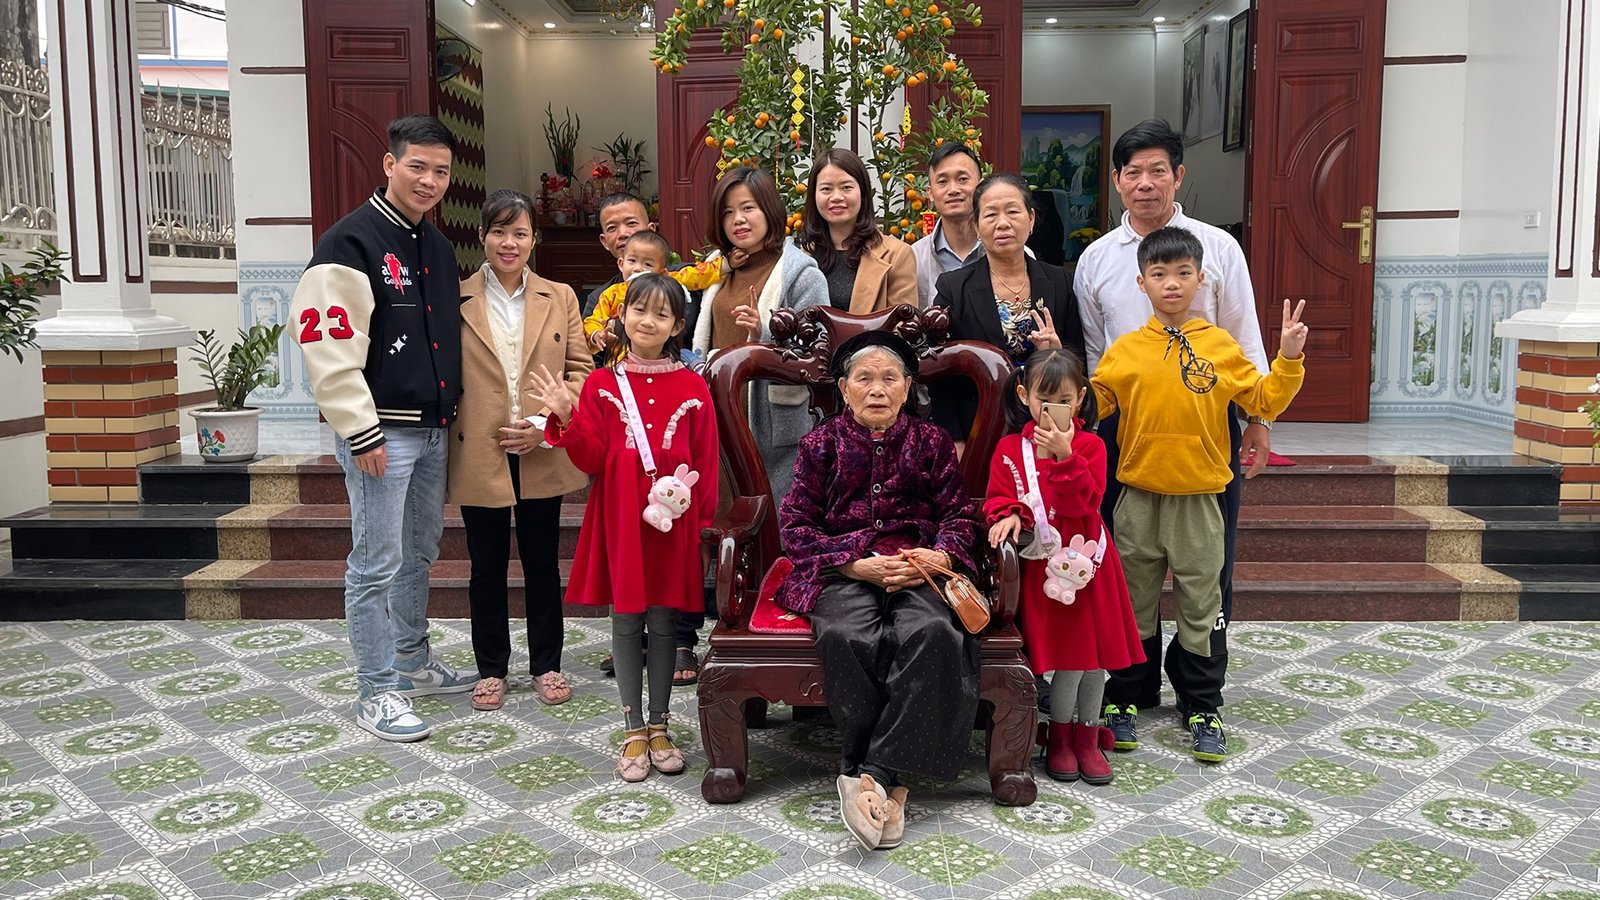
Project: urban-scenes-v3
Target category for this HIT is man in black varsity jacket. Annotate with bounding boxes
[290,114,476,741]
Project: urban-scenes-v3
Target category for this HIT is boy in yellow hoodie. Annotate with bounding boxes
[1092,226,1308,763]
[583,230,721,363]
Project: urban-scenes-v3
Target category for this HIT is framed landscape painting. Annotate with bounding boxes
[1020,105,1110,262]
[1223,9,1250,152]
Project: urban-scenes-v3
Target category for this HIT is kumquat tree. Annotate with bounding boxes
[651,0,989,242]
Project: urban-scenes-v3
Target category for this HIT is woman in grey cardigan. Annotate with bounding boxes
[692,166,828,502]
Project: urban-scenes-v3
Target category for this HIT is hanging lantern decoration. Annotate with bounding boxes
[900,104,912,151]
[790,67,807,152]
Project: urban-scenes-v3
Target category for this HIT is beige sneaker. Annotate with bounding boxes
[836,774,889,851]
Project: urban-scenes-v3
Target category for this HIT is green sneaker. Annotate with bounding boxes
[1103,703,1138,751]
[1189,713,1227,763]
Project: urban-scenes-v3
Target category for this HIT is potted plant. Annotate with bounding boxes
[598,133,652,196]
[0,242,68,361]
[544,103,580,180]
[188,323,286,462]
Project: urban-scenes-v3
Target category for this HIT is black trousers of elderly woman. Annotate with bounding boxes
[812,579,980,782]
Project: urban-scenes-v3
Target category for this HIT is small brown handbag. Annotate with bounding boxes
[902,554,991,633]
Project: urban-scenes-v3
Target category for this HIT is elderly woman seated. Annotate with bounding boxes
[774,330,981,852]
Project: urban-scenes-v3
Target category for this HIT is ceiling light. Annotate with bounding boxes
[543,21,556,28]
[1152,16,1165,23]
[1044,17,1057,23]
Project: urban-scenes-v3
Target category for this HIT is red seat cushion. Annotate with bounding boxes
[746,557,813,635]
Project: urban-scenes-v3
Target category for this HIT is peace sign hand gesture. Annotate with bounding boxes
[528,364,574,424]
[1029,307,1061,350]
[1280,299,1309,360]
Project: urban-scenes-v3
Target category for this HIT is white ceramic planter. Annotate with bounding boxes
[190,407,264,462]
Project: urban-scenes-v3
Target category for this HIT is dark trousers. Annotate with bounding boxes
[811,580,979,781]
[460,454,565,679]
[1101,411,1240,715]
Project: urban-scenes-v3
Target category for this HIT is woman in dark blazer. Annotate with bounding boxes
[931,173,1084,449]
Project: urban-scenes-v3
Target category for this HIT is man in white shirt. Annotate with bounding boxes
[912,143,987,306]
[1075,119,1273,753]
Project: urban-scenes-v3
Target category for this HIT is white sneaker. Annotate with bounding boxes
[356,690,430,742]
[394,653,477,697]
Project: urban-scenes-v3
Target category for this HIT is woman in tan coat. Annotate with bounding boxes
[449,190,593,711]
[797,148,919,313]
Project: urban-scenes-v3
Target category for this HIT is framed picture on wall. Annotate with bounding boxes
[1020,105,1110,263]
[1182,31,1204,143]
[1223,10,1250,152]
[1201,20,1227,140]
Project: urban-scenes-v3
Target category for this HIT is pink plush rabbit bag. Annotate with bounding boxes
[1021,436,1107,605]
[615,367,698,533]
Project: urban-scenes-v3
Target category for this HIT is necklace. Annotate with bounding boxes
[992,271,1028,302]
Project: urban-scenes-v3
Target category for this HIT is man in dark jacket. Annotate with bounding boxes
[290,114,476,742]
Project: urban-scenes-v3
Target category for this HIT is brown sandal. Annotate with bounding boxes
[646,721,685,775]
[617,728,651,782]
[470,677,505,711]
[535,671,571,705]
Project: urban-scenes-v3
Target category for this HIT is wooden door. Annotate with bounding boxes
[1246,0,1386,421]
[655,2,742,254]
[303,0,436,240]
[907,0,1023,171]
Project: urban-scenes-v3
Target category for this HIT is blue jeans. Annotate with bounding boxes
[334,428,447,698]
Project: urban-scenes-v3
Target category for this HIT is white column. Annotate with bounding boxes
[1498,0,1600,342]
[36,0,190,351]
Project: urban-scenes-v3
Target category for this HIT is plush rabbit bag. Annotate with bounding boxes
[615,366,698,533]
[1020,436,1107,605]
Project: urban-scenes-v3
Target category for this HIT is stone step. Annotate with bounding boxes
[2,504,237,560]
[232,559,597,619]
[1235,505,1440,562]
[227,504,586,561]
[140,455,590,506]
[0,559,205,619]
[1464,506,1600,566]
[1490,564,1600,619]
[1441,455,1565,507]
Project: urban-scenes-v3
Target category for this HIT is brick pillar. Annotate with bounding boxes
[1498,0,1600,504]
[1513,342,1600,504]
[41,350,182,502]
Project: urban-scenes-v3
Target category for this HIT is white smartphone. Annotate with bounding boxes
[1038,401,1076,430]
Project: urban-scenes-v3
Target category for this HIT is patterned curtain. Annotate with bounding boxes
[435,23,486,278]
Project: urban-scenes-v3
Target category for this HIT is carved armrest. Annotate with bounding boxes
[989,539,1021,627]
[700,495,771,627]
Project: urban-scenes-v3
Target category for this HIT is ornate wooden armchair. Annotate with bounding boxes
[697,303,1038,807]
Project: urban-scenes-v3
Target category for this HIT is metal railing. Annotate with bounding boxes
[0,63,234,254]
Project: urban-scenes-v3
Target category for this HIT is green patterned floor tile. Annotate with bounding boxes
[1108,757,1179,795]
[276,649,346,673]
[1530,727,1600,761]
[0,833,98,883]
[211,834,325,883]
[0,757,12,779]
[429,721,519,756]
[151,789,265,836]
[1334,651,1412,676]
[1525,630,1600,653]
[0,649,48,672]
[1481,760,1583,798]
[1019,889,1127,900]
[996,792,1096,836]
[1436,622,1495,633]
[889,834,1004,886]
[660,833,779,884]
[1339,726,1439,761]
[302,754,399,792]
[436,833,550,884]
[203,695,287,725]
[127,649,201,673]
[35,696,117,726]
[1420,795,1539,840]
[542,693,615,723]
[441,649,477,672]
[1399,699,1488,729]
[1577,700,1600,719]
[1232,697,1310,726]
[245,721,343,756]
[1117,836,1239,888]
[576,650,611,670]
[1354,839,1476,891]
[1276,759,1381,797]
[1204,793,1315,839]
[408,696,453,718]
[498,755,589,792]
[108,755,207,793]
[1378,631,1462,654]
[1494,651,1570,676]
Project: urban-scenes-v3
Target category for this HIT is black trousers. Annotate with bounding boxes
[1101,411,1240,715]
[461,454,565,679]
[811,580,979,780]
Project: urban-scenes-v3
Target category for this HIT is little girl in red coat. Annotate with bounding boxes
[984,348,1144,785]
[532,273,717,783]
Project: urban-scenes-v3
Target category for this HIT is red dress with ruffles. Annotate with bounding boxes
[983,421,1145,674]
[545,355,717,613]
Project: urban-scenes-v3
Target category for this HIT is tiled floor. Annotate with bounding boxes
[243,417,1516,459]
[1,619,1598,899]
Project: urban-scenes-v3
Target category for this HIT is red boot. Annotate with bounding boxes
[1072,722,1115,785]
[1045,722,1079,781]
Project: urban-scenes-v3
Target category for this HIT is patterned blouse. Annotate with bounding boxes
[775,412,979,613]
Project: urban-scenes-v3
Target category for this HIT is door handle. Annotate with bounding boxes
[1341,205,1374,264]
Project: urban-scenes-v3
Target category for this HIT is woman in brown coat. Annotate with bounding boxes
[797,148,919,313]
[449,190,593,711]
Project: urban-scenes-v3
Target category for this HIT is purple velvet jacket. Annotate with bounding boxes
[776,411,980,613]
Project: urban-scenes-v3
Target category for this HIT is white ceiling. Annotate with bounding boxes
[478,0,1217,37]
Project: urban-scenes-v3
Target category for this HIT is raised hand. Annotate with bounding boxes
[1280,298,1309,359]
[1032,412,1074,460]
[1029,307,1061,349]
[528,364,573,424]
[733,285,762,341]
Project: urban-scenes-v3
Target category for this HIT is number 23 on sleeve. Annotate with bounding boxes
[298,306,355,343]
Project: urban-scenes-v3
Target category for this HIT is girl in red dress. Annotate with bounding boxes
[984,348,1144,785]
[533,273,717,782]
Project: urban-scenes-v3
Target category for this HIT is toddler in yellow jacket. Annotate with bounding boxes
[583,230,720,360]
[1091,226,1308,764]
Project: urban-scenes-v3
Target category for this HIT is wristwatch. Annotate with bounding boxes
[1245,415,1273,430]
